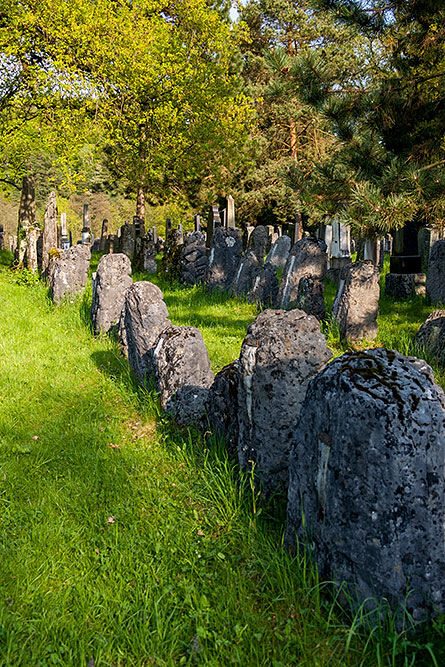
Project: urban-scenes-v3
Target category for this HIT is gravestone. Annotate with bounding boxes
[277,237,327,310]
[51,244,91,303]
[247,262,279,308]
[418,227,443,273]
[230,250,259,295]
[41,191,58,278]
[119,281,171,381]
[194,214,201,232]
[227,195,235,228]
[99,219,108,252]
[248,225,269,263]
[25,227,41,273]
[295,276,325,320]
[286,348,445,625]
[120,222,137,259]
[142,233,157,274]
[60,212,70,250]
[179,231,207,285]
[415,310,445,364]
[81,204,91,245]
[160,228,183,281]
[238,309,332,496]
[207,204,221,248]
[153,326,214,424]
[427,239,445,305]
[206,227,243,290]
[16,175,36,265]
[265,235,291,270]
[203,360,240,457]
[91,253,133,334]
[332,261,380,341]
[385,272,426,299]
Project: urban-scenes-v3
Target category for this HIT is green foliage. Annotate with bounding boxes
[0,249,13,267]
[10,267,40,287]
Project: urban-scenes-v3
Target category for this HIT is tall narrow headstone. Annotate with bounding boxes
[152,226,158,245]
[207,204,221,248]
[227,196,235,228]
[41,191,58,277]
[81,204,91,245]
[60,212,70,250]
[99,218,108,252]
[194,214,201,232]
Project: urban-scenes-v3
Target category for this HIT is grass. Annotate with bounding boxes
[0,250,444,665]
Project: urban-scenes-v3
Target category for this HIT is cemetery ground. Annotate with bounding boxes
[0,252,444,666]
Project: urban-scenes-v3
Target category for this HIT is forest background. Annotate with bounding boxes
[0,0,444,243]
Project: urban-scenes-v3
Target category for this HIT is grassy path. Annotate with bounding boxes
[0,266,441,665]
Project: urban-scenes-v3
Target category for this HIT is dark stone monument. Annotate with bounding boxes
[277,237,327,310]
[415,310,445,364]
[286,348,445,625]
[247,262,279,308]
[179,231,207,285]
[427,239,445,305]
[230,250,259,295]
[332,261,380,341]
[206,227,243,290]
[203,360,240,457]
[238,309,332,496]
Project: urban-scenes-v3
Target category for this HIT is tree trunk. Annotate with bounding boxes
[136,185,145,221]
[16,175,36,265]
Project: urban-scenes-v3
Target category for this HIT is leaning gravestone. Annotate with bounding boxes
[265,235,291,270]
[179,231,208,285]
[332,261,380,341]
[203,360,240,457]
[286,348,445,625]
[248,225,269,263]
[238,309,332,496]
[276,237,327,310]
[51,244,91,303]
[206,227,243,290]
[153,326,214,424]
[230,250,259,295]
[119,281,171,382]
[415,310,445,364]
[91,253,133,334]
[247,262,279,308]
[427,239,445,305]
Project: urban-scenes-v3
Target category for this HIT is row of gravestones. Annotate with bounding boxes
[83,251,445,628]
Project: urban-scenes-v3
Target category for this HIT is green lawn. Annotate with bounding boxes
[0,255,443,665]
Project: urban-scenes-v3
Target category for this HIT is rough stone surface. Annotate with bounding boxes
[120,223,136,259]
[142,235,157,274]
[91,253,133,334]
[385,272,426,299]
[427,239,445,305]
[295,276,325,320]
[230,250,259,295]
[247,262,279,308]
[153,326,214,417]
[277,237,327,310]
[25,227,41,274]
[332,261,380,341]
[248,225,269,263]
[179,231,207,285]
[51,244,91,303]
[415,310,445,364]
[120,281,171,382]
[204,360,240,457]
[238,309,332,496]
[159,229,183,282]
[41,191,58,278]
[206,227,243,290]
[265,235,291,269]
[286,348,445,624]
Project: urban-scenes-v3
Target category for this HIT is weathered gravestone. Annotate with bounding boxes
[203,360,240,457]
[418,227,443,274]
[248,225,269,263]
[332,261,380,341]
[265,235,291,270]
[51,244,91,303]
[99,219,108,252]
[286,348,445,625]
[415,310,445,364]
[238,309,332,496]
[119,281,171,381]
[91,253,133,334]
[385,272,426,300]
[41,191,58,279]
[247,262,279,308]
[230,250,259,295]
[295,276,325,320]
[206,227,243,290]
[153,326,214,424]
[25,227,42,273]
[159,228,183,282]
[141,233,157,274]
[276,237,327,310]
[427,239,445,305]
[120,222,137,259]
[179,231,207,285]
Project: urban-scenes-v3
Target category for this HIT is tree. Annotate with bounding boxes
[228,0,367,229]
[290,0,445,236]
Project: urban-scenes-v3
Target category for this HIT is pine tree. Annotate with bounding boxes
[292,0,445,236]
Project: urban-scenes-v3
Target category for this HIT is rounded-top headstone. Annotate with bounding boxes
[51,244,91,303]
[286,348,445,624]
[91,253,132,334]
